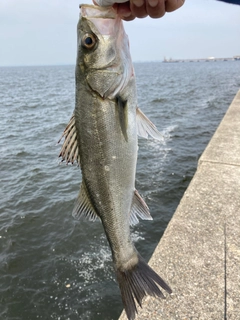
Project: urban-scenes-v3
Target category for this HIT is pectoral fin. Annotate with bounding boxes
[116,95,128,142]
[129,189,152,226]
[58,115,80,165]
[72,181,99,222]
[136,107,163,141]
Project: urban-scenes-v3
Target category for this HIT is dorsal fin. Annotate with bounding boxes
[136,107,163,141]
[129,189,152,226]
[72,180,100,222]
[58,115,80,165]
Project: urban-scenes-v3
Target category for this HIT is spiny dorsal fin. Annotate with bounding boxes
[129,189,152,226]
[116,95,128,142]
[72,180,100,222]
[58,115,80,165]
[136,107,163,141]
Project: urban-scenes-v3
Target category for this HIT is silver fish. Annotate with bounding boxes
[59,5,171,320]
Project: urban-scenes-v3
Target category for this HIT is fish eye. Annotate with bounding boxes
[81,33,96,49]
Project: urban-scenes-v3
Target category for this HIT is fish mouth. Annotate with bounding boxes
[80,4,117,19]
[80,4,121,37]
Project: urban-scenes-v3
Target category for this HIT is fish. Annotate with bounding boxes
[58,4,172,320]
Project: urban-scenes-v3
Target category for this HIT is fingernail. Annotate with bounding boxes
[148,0,158,7]
[121,11,132,18]
[132,0,144,7]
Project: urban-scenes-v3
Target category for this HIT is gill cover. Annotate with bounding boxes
[79,5,133,99]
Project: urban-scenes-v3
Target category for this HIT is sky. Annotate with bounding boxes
[0,0,240,66]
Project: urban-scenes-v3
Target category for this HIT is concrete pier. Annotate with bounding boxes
[119,89,240,320]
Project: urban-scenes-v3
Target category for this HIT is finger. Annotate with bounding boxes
[116,3,136,20]
[165,0,185,12]
[146,0,165,18]
[130,0,148,19]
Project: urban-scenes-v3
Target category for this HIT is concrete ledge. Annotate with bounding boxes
[199,88,240,166]
[119,89,240,319]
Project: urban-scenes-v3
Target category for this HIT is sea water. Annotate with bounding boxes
[0,61,240,319]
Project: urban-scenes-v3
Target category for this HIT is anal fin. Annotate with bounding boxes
[58,115,80,165]
[136,107,163,141]
[129,189,152,226]
[73,181,99,222]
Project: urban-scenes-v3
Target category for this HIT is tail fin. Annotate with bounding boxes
[116,254,172,320]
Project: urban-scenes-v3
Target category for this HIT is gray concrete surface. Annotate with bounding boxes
[119,89,240,320]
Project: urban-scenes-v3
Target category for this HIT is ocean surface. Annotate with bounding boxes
[0,61,240,320]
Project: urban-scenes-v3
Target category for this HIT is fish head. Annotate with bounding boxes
[76,5,133,99]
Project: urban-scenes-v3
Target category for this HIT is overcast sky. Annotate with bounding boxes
[0,0,240,66]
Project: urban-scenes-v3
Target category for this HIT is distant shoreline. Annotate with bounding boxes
[1,57,240,68]
[163,56,240,63]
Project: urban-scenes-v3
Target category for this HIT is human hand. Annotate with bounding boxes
[94,0,185,21]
